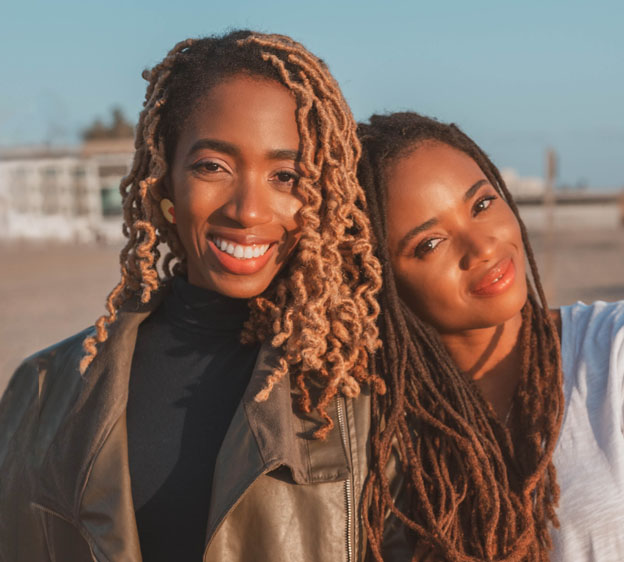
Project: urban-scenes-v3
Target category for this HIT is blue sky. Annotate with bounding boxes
[1,0,622,187]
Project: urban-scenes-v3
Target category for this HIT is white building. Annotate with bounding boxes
[0,139,133,242]
[500,167,546,200]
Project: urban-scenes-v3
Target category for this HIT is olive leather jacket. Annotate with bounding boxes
[0,296,409,561]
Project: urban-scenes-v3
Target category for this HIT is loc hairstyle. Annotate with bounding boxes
[80,30,385,436]
[357,113,563,560]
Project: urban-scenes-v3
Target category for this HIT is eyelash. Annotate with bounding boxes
[413,194,498,258]
[191,160,225,174]
[414,237,443,258]
[473,194,497,215]
[271,170,300,190]
[190,161,299,189]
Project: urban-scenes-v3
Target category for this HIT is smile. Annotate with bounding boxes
[207,235,277,276]
[470,257,516,297]
[212,236,270,260]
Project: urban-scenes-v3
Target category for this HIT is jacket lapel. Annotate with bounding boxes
[205,344,351,545]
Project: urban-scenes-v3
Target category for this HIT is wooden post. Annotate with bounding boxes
[543,148,557,303]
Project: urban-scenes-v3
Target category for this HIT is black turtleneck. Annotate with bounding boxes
[127,276,260,561]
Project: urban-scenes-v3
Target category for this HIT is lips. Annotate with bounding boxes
[470,257,516,297]
[207,235,277,275]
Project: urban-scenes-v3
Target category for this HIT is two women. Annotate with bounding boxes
[1,30,621,562]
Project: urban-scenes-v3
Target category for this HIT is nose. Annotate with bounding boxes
[458,228,497,270]
[221,173,273,227]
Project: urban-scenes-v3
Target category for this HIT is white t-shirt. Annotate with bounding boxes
[551,301,624,561]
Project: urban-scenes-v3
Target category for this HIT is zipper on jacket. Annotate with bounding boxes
[336,396,354,562]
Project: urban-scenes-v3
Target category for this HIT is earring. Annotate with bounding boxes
[160,198,176,224]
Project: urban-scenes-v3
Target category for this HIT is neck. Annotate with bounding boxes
[439,312,524,420]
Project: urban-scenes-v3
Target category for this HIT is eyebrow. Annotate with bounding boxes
[189,139,238,156]
[396,217,439,256]
[463,179,488,202]
[395,178,489,255]
[188,139,300,161]
[267,149,300,161]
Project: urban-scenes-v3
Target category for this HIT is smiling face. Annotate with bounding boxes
[385,141,527,335]
[168,74,303,299]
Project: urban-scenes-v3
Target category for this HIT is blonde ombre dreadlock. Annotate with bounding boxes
[358,113,564,561]
[80,31,384,436]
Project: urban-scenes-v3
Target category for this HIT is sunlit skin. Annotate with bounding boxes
[385,141,529,418]
[168,75,303,299]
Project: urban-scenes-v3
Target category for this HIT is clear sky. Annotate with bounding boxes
[1,0,622,187]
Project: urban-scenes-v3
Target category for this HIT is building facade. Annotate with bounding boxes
[0,139,133,242]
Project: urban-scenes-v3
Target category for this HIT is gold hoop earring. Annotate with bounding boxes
[160,198,176,224]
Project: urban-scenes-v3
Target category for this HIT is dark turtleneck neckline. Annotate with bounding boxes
[164,275,250,334]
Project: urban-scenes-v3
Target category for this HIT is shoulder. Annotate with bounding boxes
[560,300,624,350]
[5,327,93,399]
[0,328,93,463]
[559,301,624,394]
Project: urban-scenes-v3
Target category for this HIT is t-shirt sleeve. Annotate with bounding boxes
[561,300,624,436]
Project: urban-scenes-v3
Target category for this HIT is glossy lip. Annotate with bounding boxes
[207,236,277,275]
[470,257,516,297]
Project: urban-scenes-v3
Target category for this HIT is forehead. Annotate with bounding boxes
[386,142,483,198]
[385,142,485,207]
[383,142,487,238]
[179,74,300,149]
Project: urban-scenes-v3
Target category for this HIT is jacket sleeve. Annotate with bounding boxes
[0,358,41,465]
[0,358,52,561]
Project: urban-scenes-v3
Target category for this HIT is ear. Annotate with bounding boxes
[160,198,176,224]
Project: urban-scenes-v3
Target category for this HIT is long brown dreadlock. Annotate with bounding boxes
[79,30,384,437]
[358,113,564,561]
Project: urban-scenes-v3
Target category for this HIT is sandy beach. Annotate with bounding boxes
[2,227,624,393]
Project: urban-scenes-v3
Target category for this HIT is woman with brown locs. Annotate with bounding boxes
[0,30,389,562]
[357,112,624,561]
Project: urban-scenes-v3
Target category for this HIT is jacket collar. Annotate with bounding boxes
[244,344,350,485]
[34,283,351,559]
[205,344,351,542]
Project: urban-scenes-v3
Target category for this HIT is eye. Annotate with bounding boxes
[414,237,444,258]
[473,195,497,216]
[271,170,300,191]
[190,159,227,175]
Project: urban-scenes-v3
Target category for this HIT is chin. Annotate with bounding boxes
[475,290,527,330]
[209,275,276,300]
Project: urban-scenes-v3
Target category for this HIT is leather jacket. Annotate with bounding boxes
[0,293,407,561]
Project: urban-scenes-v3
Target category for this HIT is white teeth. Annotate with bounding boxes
[212,236,270,260]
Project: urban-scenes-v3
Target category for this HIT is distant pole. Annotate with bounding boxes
[543,148,557,303]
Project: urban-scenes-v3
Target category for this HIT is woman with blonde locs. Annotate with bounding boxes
[357,112,624,561]
[0,31,388,561]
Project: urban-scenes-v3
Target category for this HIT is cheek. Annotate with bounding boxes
[392,260,464,325]
[276,193,303,231]
[176,184,219,227]
[500,207,524,244]
[276,200,303,261]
